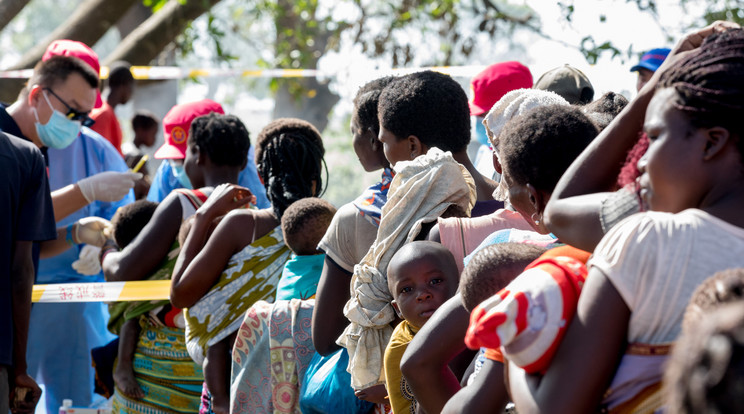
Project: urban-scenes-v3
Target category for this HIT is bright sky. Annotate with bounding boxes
[173,0,709,122]
[309,0,699,104]
[521,0,695,98]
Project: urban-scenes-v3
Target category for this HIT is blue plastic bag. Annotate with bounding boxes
[299,348,374,414]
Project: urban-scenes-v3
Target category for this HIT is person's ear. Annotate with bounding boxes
[193,144,205,164]
[391,300,403,319]
[702,126,731,161]
[370,134,381,152]
[492,152,502,174]
[408,135,428,159]
[526,183,548,220]
[28,85,43,107]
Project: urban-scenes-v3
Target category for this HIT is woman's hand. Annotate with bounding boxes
[197,184,256,221]
[673,20,740,54]
[648,20,741,92]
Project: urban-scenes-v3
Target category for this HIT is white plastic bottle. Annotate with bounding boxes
[59,399,73,414]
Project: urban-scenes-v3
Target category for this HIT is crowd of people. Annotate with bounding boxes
[2,19,744,414]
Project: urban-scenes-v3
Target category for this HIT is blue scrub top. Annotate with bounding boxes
[147,145,270,208]
[29,127,133,413]
[38,127,135,282]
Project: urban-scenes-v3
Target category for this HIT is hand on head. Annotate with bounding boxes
[198,183,256,220]
[644,20,741,94]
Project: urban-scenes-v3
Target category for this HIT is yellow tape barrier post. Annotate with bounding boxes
[32,280,171,303]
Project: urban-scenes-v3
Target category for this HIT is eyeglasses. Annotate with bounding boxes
[43,87,95,127]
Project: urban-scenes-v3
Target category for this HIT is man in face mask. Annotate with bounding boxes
[0,45,140,221]
[1,55,97,150]
[0,40,139,414]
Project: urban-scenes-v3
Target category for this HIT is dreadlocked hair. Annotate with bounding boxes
[255,118,326,219]
[658,28,744,158]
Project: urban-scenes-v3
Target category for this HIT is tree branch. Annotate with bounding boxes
[0,0,31,32]
[5,0,140,71]
[103,0,223,66]
[0,0,140,102]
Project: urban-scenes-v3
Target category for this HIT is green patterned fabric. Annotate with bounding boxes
[184,226,291,365]
[111,318,204,414]
[107,240,179,335]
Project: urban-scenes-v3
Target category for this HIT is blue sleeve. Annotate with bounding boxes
[147,160,179,202]
[239,146,270,209]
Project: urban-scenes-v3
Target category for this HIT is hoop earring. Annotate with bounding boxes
[531,212,541,226]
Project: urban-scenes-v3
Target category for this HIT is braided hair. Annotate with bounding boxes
[254,118,326,219]
[658,28,744,157]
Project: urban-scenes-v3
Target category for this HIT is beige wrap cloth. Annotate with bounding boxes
[337,147,476,389]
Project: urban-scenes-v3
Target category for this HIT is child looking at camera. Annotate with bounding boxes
[383,241,460,414]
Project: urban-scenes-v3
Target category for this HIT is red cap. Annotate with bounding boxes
[153,99,225,159]
[469,61,533,116]
[42,40,103,108]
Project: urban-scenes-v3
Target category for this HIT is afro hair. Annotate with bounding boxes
[378,70,471,153]
[281,197,337,255]
[499,104,598,193]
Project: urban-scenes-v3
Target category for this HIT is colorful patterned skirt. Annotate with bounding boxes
[231,299,315,414]
[112,319,204,414]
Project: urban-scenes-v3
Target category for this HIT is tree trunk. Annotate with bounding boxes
[0,0,31,32]
[273,78,340,132]
[6,0,139,71]
[103,0,222,66]
[115,2,153,39]
[0,0,139,102]
[270,0,339,132]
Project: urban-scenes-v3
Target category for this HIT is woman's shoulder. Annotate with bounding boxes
[591,209,740,269]
[331,202,377,229]
[222,207,279,231]
[608,209,742,241]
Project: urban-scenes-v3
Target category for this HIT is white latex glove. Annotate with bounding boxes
[71,245,102,276]
[77,171,142,203]
[74,217,112,247]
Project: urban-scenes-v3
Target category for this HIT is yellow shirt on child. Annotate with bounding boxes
[384,320,420,414]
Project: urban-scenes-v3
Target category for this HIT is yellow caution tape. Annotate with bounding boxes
[32,280,171,303]
[0,65,486,80]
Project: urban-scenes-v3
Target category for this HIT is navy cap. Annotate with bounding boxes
[630,48,671,73]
